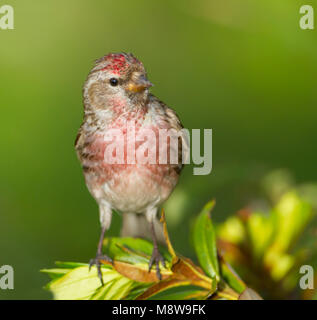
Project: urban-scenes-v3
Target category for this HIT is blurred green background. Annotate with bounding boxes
[1,0,317,299]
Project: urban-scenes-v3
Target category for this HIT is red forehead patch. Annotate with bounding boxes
[99,53,141,75]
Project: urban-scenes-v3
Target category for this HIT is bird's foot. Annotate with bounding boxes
[89,253,113,286]
[148,247,166,281]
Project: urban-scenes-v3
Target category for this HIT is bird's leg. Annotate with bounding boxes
[89,225,113,286]
[148,217,166,280]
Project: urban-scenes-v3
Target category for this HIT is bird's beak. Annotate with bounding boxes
[127,74,153,93]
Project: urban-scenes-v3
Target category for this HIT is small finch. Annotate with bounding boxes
[75,53,187,284]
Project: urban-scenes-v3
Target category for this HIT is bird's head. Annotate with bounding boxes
[83,53,153,112]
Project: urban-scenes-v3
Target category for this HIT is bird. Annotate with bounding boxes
[75,53,187,284]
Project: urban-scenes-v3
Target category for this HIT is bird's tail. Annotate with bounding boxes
[120,213,166,245]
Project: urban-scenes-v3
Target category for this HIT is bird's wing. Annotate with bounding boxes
[148,94,189,173]
[74,124,86,159]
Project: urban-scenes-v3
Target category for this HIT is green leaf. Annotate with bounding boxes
[91,277,134,300]
[89,280,116,300]
[41,262,94,281]
[40,268,71,280]
[148,285,208,300]
[271,192,313,253]
[124,283,152,300]
[105,277,134,300]
[54,261,89,269]
[104,237,171,266]
[219,260,245,294]
[46,266,122,300]
[217,216,246,245]
[263,192,313,280]
[246,212,274,259]
[193,200,220,281]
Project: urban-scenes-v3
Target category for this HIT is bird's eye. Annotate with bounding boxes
[109,78,119,87]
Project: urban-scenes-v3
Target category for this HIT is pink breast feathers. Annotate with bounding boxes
[84,121,175,188]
